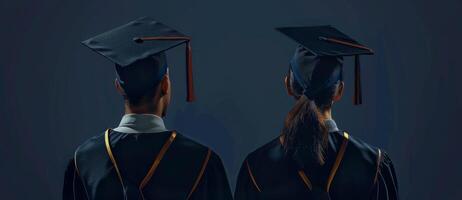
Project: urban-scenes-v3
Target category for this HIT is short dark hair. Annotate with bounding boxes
[123,83,160,106]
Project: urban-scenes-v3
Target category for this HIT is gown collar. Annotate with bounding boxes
[324,119,340,132]
[113,114,168,133]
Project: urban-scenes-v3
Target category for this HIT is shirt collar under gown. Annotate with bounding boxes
[113,114,168,133]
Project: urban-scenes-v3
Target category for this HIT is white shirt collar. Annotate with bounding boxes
[113,114,168,133]
[324,119,340,132]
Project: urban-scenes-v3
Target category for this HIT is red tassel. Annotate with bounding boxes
[354,55,362,105]
[186,41,195,102]
[134,36,195,102]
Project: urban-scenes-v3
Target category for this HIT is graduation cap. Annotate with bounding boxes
[82,17,195,102]
[276,26,374,105]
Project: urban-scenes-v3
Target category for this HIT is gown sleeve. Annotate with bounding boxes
[370,151,399,200]
[62,159,87,200]
[234,158,259,200]
[188,152,233,200]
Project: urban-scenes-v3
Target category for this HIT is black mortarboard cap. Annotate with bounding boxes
[82,17,195,102]
[276,25,374,105]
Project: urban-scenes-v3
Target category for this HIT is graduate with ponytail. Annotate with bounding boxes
[235,26,399,200]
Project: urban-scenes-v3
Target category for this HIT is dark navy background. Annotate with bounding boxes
[1,0,461,199]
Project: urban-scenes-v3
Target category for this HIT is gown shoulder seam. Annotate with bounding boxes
[139,131,177,190]
[74,143,91,199]
[373,148,382,185]
[326,131,350,192]
[246,159,262,192]
[186,148,212,199]
[104,129,127,198]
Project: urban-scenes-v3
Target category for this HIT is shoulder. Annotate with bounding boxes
[173,132,210,151]
[72,131,108,174]
[171,132,224,165]
[337,131,382,167]
[332,131,387,186]
[173,132,218,155]
[246,136,284,164]
[242,136,285,178]
[74,131,106,157]
[237,136,291,193]
[327,131,398,196]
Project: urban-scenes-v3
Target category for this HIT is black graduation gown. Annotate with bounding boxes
[63,130,233,200]
[235,131,399,200]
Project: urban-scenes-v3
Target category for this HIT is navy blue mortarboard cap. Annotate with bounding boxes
[276,26,374,105]
[82,17,195,102]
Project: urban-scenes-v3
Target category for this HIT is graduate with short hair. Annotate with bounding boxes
[62,17,233,200]
[235,26,399,200]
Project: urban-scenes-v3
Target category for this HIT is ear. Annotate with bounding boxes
[285,75,295,97]
[159,74,170,96]
[332,81,344,102]
[115,79,126,96]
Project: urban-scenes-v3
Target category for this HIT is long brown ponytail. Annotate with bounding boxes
[282,95,328,165]
[282,45,344,167]
[282,69,341,166]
